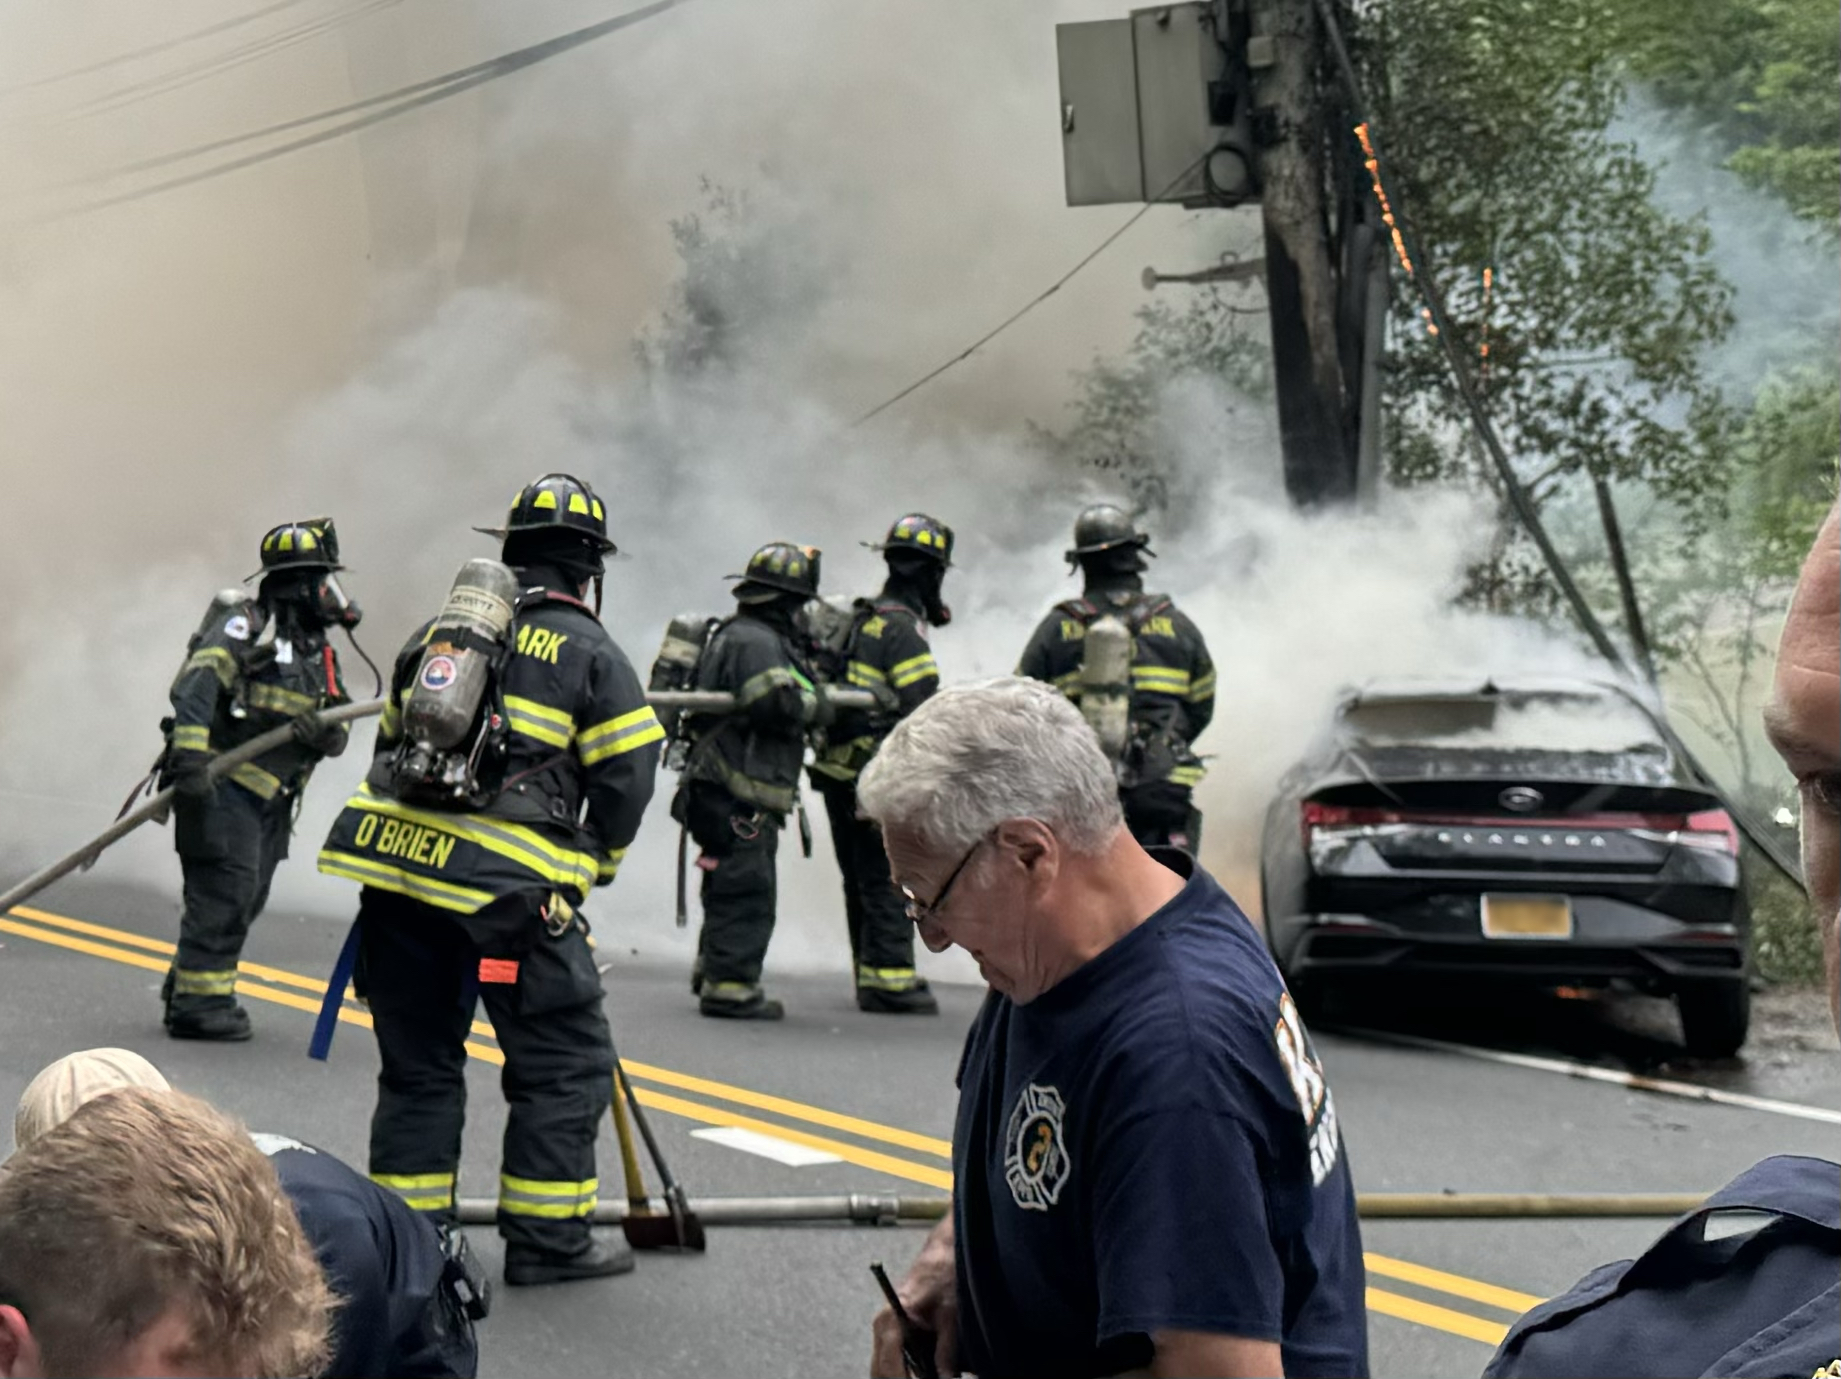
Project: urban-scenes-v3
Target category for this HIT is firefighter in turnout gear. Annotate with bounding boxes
[677,542,829,1021]
[809,514,950,1013]
[1018,503,1216,850]
[317,473,665,1287]
[159,520,357,1041]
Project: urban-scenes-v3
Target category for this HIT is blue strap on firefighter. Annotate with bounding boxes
[309,918,362,1061]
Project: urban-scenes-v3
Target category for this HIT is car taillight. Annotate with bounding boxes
[1681,808,1739,855]
[1301,801,1397,844]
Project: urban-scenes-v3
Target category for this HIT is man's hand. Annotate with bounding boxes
[290,713,348,757]
[871,1217,958,1378]
[167,750,216,799]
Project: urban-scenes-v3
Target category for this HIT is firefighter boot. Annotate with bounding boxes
[503,1236,636,1287]
[857,979,940,1015]
[161,969,253,1042]
[699,982,785,1021]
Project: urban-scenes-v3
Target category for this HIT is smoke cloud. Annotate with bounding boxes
[0,0,1594,988]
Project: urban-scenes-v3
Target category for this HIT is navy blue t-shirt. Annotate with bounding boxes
[253,1134,477,1379]
[951,855,1368,1379]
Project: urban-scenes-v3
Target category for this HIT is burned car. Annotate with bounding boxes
[1259,677,1750,1056]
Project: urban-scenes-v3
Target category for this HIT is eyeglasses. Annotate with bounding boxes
[901,830,994,927]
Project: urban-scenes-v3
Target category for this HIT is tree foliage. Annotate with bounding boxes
[1370,0,1738,561]
[1610,0,1840,227]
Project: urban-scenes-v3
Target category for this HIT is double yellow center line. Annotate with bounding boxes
[0,903,1540,1345]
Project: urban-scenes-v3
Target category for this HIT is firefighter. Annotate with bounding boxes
[1018,503,1215,850]
[317,473,665,1287]
[159,520,357,1042]
[809,514,951,1013]
[678,542,829,1021]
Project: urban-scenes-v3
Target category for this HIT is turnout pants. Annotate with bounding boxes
[814,774,922,993]
[168,783,292,1014]
[1121,779,1202,854]
[684,781,780,994]
[355,886,614,1254]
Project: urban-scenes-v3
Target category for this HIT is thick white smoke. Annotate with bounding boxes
[0,0,1595,988]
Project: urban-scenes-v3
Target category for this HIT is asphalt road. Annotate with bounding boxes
[2,866,1837,1379]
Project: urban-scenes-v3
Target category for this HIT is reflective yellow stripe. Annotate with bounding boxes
[317,851,498,913]
[228,762,283,800]
[1131,666,1192,694]
[598,847,626,882]
[579,707,665,766]
[378,699,402,739]
[371,1172,456,1212]
[888,654,938,689]
[1188,671,1216,702]
[245,683,319,715]
[737,667,797,707]
[171,967,238,996]
[847,662,888,686]
[856,964,920,992]
[344,785,598,893]
[1050,671,1082,694]
[504,695,574,750]
[170,724,212,752]
[498,1173,597,1219]
[183,645,240,689]
[1169,765,1206,786]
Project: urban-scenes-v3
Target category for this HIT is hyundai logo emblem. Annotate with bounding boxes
[1499,785,1544,813]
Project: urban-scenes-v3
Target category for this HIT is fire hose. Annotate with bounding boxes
[450,1190,1711,1227]
[0,688,877,918]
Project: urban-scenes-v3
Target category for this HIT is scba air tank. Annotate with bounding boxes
[403,559,519,750]
[1078,613,1133,764]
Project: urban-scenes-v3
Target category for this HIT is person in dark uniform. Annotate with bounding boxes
[859,680,1367,1378]
[318,473,664,1287]
[13,1049,482,1379]
[809,514,952,1013]
[1017,503,1215,852]
[160,519,358,1041]
[1487,503,1841,1379]
[678,542,829,1021]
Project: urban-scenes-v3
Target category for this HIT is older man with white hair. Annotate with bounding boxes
[860,678,1367,1379]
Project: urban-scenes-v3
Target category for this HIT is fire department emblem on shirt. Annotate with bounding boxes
[1004,1083,1071,1211]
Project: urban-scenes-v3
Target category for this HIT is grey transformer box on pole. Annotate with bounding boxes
[1056,2,1259,209]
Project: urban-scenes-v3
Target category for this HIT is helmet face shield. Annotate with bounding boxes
[315,572,362,629]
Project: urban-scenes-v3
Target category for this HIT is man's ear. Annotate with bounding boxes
[0,1305,43,1378]
[1003,819,1059,890]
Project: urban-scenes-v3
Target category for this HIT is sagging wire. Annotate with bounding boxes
[851,150,1215,429]
[22,0,691,225]
[1312,0,1805,892]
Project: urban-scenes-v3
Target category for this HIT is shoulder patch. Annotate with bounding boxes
[859,615,887,639]
[1274,991,1342,1185]
[222,614,251,641]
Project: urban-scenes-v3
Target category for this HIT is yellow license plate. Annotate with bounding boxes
[1481,894,1573,940]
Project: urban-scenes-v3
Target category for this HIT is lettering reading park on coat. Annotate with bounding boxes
[515,626,569,663]
[351,814,458,869]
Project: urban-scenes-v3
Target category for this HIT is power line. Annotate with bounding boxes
[851,154,1211,429]
[28,0,690,223]
[65,0,402,120]
[3,0,322,93]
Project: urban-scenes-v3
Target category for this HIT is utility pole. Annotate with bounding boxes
[1056,0,1381,510]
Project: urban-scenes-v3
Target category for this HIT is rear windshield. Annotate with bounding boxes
[1338,693,1665,753]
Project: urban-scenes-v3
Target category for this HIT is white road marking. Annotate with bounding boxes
[690,1126,845,1167]
[1342,1027,1841,1126]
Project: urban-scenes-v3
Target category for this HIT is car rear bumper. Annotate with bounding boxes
[1276,894,1746,988]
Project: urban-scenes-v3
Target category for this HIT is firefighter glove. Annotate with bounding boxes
[168,750,216,799]
[290,713,347,757]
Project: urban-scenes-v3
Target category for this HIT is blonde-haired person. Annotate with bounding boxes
[0,1087,334,1378]
[10,1049,481,1379]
